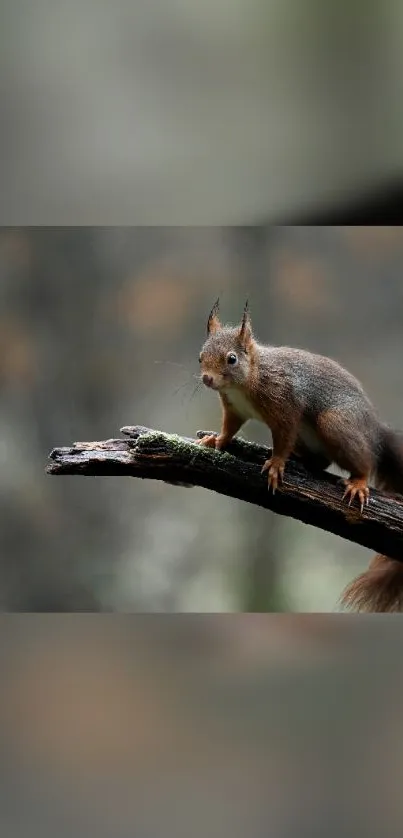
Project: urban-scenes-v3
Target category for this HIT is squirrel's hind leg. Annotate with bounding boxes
[316,409,373,513]
[342,477,370,513]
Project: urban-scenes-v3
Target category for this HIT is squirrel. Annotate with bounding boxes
[197,299,403,613]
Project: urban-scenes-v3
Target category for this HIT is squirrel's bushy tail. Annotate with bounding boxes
[341,426,403,613]
[340,554,403,612]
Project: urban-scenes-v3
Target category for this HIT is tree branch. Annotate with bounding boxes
[47,425,403,561]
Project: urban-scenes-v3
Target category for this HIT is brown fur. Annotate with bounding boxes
[198,301,403,612]
[341,554,403,613]
[200,397,244,450]
[316,408,375,478]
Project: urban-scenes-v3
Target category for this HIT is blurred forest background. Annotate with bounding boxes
[2,614,403,836]
[1,225,403,612]
[2,0,403,225]
[1,615,403,836]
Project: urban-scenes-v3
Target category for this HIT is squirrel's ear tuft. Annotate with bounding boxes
[207,298,221,335]
[239,300,252,347]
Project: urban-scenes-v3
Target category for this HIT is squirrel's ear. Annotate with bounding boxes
[239,300,252,347]
[207,298,221,335]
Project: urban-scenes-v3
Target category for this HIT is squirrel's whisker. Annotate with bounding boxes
[154,360,189,370]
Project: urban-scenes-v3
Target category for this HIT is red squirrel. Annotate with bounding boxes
[197,299,403,612]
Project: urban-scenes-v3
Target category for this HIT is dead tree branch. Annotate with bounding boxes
[47,425,403,561]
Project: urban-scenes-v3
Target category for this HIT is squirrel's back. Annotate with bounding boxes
[256,344,378,420]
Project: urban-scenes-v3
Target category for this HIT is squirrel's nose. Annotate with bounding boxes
[202,374,214,388]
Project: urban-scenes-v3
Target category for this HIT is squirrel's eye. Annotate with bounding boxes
[198,354,202,364]
[226,352,238,366]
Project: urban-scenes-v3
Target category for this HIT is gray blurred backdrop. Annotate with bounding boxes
[0,615,403,837]
[2,0,403,224]
[1,226,403,612]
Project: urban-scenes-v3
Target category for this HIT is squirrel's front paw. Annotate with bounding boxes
[198,434,228,450]
[198,433,217,449]
[261,456,285,493]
